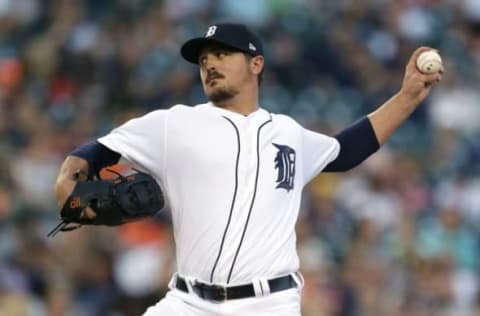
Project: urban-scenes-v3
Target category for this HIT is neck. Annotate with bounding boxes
[213,84,259,115]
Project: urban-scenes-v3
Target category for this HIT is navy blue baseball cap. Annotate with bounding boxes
[181,23,264,64]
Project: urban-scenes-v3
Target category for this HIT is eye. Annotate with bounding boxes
[216,51,228,58]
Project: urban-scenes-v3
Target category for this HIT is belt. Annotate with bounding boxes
[175,274,297,301]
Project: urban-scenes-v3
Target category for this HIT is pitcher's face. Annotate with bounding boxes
[199,44,256,103]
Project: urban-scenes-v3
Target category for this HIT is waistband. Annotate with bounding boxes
[174,273,301,302]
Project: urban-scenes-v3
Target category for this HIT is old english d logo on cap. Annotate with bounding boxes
[205,26,217,37]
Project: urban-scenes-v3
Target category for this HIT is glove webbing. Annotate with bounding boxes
[47,168,127,237]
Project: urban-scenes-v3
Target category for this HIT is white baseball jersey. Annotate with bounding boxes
[98,102,340,285]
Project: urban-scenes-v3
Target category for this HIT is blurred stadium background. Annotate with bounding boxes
[1,0,480,315]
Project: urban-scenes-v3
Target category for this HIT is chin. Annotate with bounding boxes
[207,87,237,103]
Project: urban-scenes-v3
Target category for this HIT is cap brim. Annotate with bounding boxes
[181,38,216,64]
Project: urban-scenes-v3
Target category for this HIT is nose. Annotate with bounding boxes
[202,54,219,71]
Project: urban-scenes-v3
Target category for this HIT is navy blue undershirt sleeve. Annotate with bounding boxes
[323,116,380,172]
[70,140,121,179]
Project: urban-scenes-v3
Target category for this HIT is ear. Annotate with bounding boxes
[250,56,264,75]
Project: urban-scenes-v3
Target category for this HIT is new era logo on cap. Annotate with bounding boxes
[181,23,264,64]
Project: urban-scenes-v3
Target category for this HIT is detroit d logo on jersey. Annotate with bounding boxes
[273,143,296,192]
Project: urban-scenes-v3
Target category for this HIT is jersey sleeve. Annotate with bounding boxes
[302,128,340,183]
[97,109,168,177]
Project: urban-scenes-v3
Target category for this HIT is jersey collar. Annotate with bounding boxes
[204,102,270,123]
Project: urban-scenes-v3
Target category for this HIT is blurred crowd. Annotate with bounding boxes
[1,0,480,315]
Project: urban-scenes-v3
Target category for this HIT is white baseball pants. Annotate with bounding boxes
[142,275,303,316]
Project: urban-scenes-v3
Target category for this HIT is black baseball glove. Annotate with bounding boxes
[48,166,164,237]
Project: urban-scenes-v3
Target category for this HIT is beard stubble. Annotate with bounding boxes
[207,86,239,104]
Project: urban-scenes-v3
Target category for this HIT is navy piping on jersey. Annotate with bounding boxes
[227,114,272,283]
[209,116,241,283]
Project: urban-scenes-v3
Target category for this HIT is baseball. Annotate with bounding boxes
[416,50,442,74]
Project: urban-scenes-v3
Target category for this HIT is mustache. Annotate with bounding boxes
[205,72,224,84]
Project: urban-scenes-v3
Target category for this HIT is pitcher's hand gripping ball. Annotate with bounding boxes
[48,164,164,236]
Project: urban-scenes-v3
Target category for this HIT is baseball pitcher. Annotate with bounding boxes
[52,23,443,315]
